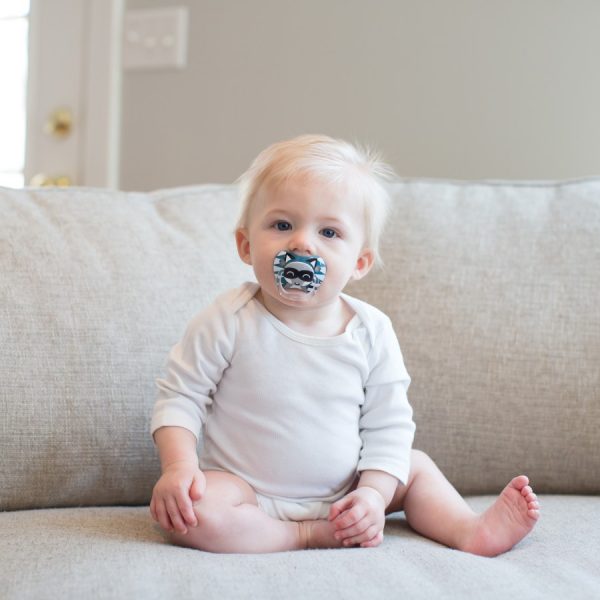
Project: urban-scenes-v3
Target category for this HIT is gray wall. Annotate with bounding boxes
[120,0,600,190]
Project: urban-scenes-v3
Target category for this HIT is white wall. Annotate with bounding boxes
[120,0,600,190]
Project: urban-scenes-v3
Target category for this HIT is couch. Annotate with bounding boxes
[1,178,599,599]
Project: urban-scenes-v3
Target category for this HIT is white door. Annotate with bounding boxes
[25,0,123,188]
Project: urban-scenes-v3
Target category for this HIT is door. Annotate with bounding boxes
[25,0,123,188]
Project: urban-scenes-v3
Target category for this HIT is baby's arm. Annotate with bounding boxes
[328,470,399,547]
[151,292,241,534]
[330,313,415,548]
[150,426,206,535]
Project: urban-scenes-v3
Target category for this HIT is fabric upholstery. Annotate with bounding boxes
[0,185,251,510]
[1,179,599,600]
[1,496,598,599]
[1,180,598,512]
[347,178,600,494]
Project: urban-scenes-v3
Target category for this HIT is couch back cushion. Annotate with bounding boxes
[1,180,598,510]
[347,179,600,495]
[0,186,251,510]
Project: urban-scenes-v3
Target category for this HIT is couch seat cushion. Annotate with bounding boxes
[1,496,598,599]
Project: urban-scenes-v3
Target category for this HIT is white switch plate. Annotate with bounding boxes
[123,7,189,70]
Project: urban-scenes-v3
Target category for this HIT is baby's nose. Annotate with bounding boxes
[289,229,316,255]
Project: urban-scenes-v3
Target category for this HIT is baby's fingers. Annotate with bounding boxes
[360,531,384,548]
[330,501,366,531]
[166,497,189,534]
[190,470,206,502]
[154,498,175,532]
[334,515,370,544]
[329,490,367,524]
[345,525,383,548]
[329,495,352,522]
[177,492,198,528]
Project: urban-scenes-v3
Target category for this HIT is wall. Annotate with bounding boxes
[120,0,600,190]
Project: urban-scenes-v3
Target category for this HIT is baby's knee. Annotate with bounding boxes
[195,496,222,521]
[194,497,230,535]
[168,501,227,551]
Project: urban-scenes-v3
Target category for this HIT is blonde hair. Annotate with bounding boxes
[236,134,394,267]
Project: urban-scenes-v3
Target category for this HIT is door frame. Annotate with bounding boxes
[25,0,123,188]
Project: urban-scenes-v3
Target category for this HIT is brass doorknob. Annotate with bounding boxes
[44,108,73,139]
[30,173,72,187]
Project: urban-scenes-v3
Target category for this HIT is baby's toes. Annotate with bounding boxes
[524,490,537,502]
[526,494,540,519]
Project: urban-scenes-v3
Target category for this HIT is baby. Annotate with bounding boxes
[150,134,539,554]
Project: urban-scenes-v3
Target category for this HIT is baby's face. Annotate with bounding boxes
[236,175,373,310]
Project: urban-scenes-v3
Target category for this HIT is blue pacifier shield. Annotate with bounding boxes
[273,251,327,298]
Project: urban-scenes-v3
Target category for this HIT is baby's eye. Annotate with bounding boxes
[275,221,292,231]
[321,228,338,239]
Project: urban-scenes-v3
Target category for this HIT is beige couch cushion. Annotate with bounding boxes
[0,186,251,510]
[348,178,600,494]
[1,180,598,510]
[1,496,599,599]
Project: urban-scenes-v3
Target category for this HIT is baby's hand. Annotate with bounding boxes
[328,486,386,548]
[150,461,206,535]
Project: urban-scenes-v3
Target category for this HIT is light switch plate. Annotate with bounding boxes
[123,7,189,70]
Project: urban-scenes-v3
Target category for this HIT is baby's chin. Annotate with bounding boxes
[260,286,323,313]
[278,288,316,303]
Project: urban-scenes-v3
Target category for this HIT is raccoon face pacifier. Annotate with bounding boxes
[273,251,327,299]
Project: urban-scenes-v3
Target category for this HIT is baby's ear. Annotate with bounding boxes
[352,248,374,281]
[235,228,252,265]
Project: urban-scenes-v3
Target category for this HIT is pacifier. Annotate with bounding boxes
[273,250,327,299]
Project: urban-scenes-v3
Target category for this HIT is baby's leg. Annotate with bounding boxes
[168,470,299,553]
[388,450,540,557]
[168,471,340,553]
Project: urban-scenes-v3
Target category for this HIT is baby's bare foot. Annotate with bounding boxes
[460,475,540,557]
[298,519,344,550]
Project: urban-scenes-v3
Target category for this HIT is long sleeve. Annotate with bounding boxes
[151,291,239,442]
[357,316,415,484]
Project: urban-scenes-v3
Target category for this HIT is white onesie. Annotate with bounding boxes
[151,282,415,518]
